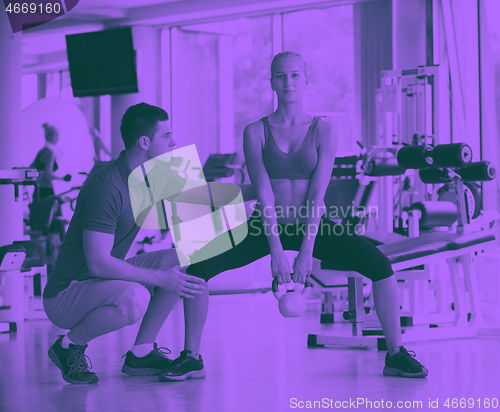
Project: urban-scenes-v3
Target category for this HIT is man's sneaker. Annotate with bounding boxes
[383,346,428,378]
[158,350,207,381]
[121,343,173,376]
[48,335,99,384]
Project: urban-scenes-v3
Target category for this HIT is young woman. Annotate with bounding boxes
[31,123,71,199]
[161,52,428,381]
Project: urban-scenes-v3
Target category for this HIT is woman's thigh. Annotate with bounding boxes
[187,214,271,280]
[311,218,394,281]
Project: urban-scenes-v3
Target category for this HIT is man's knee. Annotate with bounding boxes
[116,284,150,325]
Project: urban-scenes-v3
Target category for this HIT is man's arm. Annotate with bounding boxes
[82,231,205,298]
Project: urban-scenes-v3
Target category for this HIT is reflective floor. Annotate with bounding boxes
[1,293,500,412]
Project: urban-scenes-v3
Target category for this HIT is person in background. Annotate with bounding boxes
[89,125,111,163]
[30,123,71,199]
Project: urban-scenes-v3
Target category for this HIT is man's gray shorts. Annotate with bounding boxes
[43,249,180,330]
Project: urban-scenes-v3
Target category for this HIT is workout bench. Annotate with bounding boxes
[308,228,497,350]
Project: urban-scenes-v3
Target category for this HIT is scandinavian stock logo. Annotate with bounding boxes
[127,145,248,267]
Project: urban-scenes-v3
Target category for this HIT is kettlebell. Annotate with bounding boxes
[272,277,312,317]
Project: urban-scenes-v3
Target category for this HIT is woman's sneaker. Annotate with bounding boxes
[383,346,428,378]
[121,343,173,376]
[48,335,99,384]
[158,350,207,381]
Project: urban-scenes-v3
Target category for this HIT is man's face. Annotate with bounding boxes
[145,120,176,162]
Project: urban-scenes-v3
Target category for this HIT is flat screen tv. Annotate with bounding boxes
[66,27,138,97]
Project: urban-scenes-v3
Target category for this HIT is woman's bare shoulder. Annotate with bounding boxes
[244,119,266,141]
[316,118,337,139]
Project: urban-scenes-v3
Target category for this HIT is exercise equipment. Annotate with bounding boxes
[313,150,401,323]
[457,161,496,182]
[396,145,434,169]
[0,244,26,332]
[272,277,312,318]
[309,226,496,350]
[60,161,113,211]
[397,143,472,170]
[0,168,41,201]
[400,144,494,232]
[0,168,49,322]
[409,201,458,229]
[331,155,358,179]
[312,67,497,338]
[200,153,246,184]
[309,139,498,349]
[364,157,406,177]
[308,65,500,348]
[419,161,493,184]
[419,167,451,184]
[136,235,156,255]
[438,182,481,220]
[26,197,67,272]
[431,143,472,168]
[374,65,468,235]
[12,240,48,320]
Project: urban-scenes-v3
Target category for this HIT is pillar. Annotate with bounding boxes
[111,26,161,158]
[354,0,393,147]
[0,8,23,247]
[392,0,427,70]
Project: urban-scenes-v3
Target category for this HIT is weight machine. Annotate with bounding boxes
[0,168,49,330]
[308,65,499,349]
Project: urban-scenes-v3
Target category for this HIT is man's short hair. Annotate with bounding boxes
[120,103,169,149]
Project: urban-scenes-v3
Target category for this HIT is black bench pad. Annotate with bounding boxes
[320,229,495,270]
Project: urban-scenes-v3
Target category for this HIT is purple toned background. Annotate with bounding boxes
[1,0,500,411]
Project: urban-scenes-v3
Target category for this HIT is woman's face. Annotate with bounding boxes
[270,57,308,103]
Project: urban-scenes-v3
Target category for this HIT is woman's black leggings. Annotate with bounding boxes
[186,211,394,282]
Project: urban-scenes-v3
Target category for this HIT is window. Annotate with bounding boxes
[173,30,219,165]
[177,17,273,166]
[283,6,355,152]
[231,17,273,160]
[172,7,355,166]
[21,74,38,110]
[484,0,500,148]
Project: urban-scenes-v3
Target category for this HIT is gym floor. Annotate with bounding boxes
[1,292,499,412]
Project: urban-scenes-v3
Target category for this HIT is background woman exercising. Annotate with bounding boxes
[160,52,428,381]
[30,123,71,199]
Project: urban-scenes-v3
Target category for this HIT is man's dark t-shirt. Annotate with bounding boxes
[43,151,185,299]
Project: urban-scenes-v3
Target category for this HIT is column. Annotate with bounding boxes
[0,7,23,247]
[111,26,161,158]
[354,0,393,147]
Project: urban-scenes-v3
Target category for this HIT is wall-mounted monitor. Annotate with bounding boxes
[66,27,138,97]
